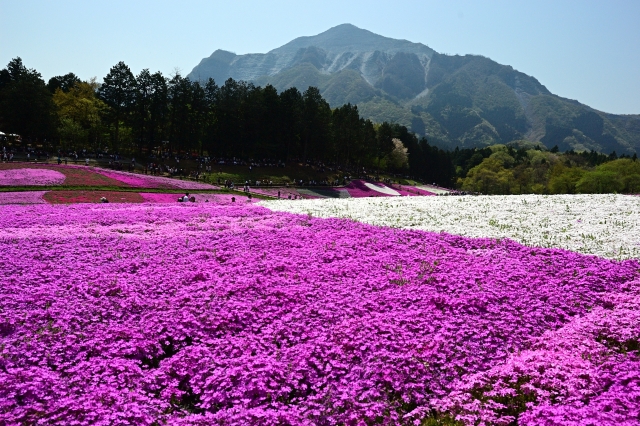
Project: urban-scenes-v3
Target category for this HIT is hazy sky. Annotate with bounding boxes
[2,0,639,114]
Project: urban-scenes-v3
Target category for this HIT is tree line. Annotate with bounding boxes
[0,58,455,182]
[457,144,640,194]
[1,57,637,191]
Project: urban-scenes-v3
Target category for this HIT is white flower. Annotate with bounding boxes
[261,194,640,260]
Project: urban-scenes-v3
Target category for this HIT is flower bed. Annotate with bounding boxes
[92,168,218,190]
[0,163,130,187]
[344,180,390,197]
[140,193,255,204]
[1,203,638,424]
[249,187,306,199]
[417,184,452,195]
[342,180,434,197]
[0,191,47,204]
[0,168,66,186]
[435,282,640,425]
[390,184,437,196]
[263,194,640,260]
[43,190,145,204]
[297,187,351,199]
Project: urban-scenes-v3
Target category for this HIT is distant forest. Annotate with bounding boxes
[0,58,638,193]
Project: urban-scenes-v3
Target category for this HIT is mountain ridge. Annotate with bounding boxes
[188,24,640,154]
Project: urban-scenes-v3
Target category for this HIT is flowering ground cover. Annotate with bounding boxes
[343,180,434,198]
[92,168,218,190]
[297,187,351,199]
[0,168,66,186]
[391,185,437,197]
[0,163,130,187]
[0,191,47,204]
[344,180,392,197]
[417,184,452,195]
[264,194,640,260]
[249,187,306,199]
[0,163,220,189]
[434,283,640,425]
[140,193,255,204]
[43,190,145,204]
[1,202,639,424]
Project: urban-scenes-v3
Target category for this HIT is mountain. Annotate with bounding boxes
[188,24,640,154]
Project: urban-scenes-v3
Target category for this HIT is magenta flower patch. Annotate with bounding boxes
[0,203,638,425]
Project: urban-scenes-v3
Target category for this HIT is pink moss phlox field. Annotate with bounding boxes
[0,204,639,425]
[435,281,640,425]
[249,187,308,199]
[345,180,387,197]
[0,191,47,204]
[140,193,255,204]
[93,168,218,190]
[390,185,436,196]
[0,168,66,186]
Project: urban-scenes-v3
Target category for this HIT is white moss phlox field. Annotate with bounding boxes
[262,194,640,260]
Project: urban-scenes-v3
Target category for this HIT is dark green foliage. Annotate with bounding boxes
[98,61,136,151]
[411,116,426,135]
[47,73,81,93]
[375,52,426,100]
[0,57,56,141]
[321,69,378,106]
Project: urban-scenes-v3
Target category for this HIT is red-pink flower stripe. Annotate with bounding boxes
[0,203,638,425]
[0,191,47,204]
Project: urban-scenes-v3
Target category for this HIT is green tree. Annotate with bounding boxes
[375,121,395,170]
[548,163,584,194]
[387,138,409,170]
[332,103,362,165]
[278,87,303,160]
[47,73,81,93]
[462,157,513,194]
[99,61,136,152]
[0,57,56,143]
[53,79,106,151]
[302,86,332,161]
[576,170,623,193]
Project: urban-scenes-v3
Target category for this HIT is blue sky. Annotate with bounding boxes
[2,0,639,114]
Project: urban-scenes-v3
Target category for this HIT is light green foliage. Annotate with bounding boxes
[53,80,106,149]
